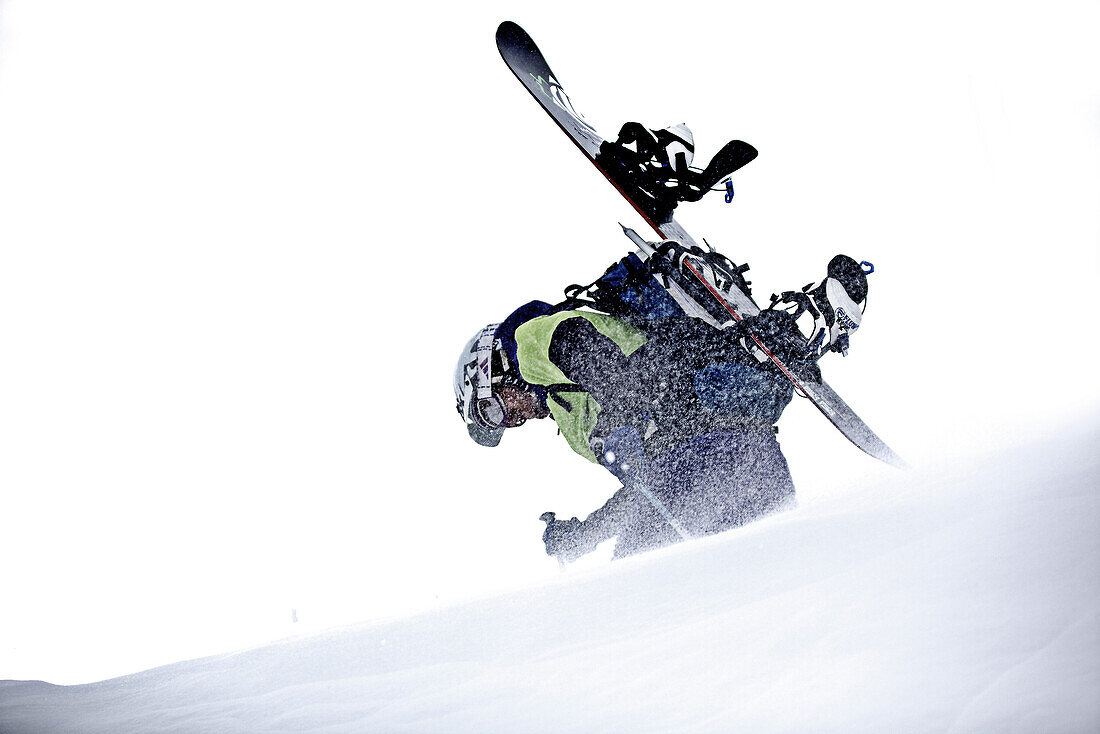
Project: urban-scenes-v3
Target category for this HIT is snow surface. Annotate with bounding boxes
[2,424,1097,734]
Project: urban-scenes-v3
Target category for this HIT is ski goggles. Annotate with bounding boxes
[476,391,527,429]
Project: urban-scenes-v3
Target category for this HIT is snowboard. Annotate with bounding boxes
[495,21,906,469]
[494,21,703,250]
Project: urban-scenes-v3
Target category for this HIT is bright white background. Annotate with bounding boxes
[0,0,1096,684]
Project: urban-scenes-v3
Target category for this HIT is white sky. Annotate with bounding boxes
[0,0,1097,684]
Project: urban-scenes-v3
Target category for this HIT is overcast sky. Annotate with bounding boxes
[1,0,1097,683]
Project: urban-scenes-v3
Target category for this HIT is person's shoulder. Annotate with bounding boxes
[500,300,555,329]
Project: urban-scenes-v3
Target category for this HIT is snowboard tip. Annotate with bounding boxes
[496,20,525,45]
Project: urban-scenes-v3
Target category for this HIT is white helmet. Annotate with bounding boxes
[454,323,505,447]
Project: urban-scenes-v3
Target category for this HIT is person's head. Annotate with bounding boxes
[807,255,870,357]
[454,324,547,446]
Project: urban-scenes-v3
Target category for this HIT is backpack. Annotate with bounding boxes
[563,252,685,325]
[492,242,756,391]
[562,243,754,331]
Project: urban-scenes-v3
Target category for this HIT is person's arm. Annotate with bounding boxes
[549,316,660,447]
[542,485,634,562]
[547,317,637,409]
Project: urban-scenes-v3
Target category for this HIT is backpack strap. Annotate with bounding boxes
[544,383,588,412]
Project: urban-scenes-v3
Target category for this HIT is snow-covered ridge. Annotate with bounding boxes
[2,426,1097,734]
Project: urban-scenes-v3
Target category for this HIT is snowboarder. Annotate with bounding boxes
[454,252,871,561]
[594,122,758,223]
[455,306,646,456]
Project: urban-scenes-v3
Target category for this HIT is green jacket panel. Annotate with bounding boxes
[514,311,646,462]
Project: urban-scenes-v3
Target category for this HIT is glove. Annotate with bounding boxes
[539,512,593,564]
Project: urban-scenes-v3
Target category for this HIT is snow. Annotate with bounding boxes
[2,424,1097,733]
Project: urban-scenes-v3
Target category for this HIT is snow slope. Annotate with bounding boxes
[3,0,1099,691]
[2,424,1097,734]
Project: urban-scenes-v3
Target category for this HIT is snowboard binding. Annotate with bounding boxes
[594,129,758,224]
